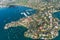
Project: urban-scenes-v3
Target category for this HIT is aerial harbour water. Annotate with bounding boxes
[0,0,60,40]
[0,5,38,40]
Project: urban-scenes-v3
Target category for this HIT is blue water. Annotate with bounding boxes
[0,5,38,40]
[0,5,60,40]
